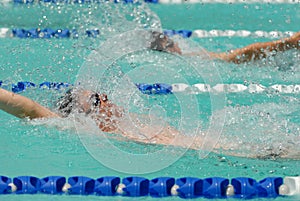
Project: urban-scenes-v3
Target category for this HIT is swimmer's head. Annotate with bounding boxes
[149,31,182,54]
[56,88,108,117]
[56,88,123,132]
[56,89,74,117]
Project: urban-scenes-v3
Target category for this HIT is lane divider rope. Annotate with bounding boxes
[3,0,299,4]
[1,81,299,94]
[1,175,300,198]
[0,28,295,39]
[5,0,159,4]
[158,0,299,4]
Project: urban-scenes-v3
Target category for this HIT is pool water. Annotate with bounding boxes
[0,1,300,201]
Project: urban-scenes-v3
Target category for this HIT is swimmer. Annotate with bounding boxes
[0,87,196,147]
[0,87,298,159]
[149,31,300,64]
[0,88,122,132]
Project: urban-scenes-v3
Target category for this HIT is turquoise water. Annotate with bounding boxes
[0,2,300,201]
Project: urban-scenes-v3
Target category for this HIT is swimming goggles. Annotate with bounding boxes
[89,93,108,107]
[90,93,101,107]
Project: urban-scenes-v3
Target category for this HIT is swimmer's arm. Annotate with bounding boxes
[184,31,300,64]
[214,32,300,63]
[0,88,59,119]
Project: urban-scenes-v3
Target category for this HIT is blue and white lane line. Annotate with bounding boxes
[0,28,295,39]
[159,0,299,4]
[1,81,300,95]
[3,0,299,4]
[2,175,300,198]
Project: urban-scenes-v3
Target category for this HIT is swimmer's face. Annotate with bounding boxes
[76,90,108,114]
[163,37,182,54]
[77,90,123,132]
[150,32,182,55]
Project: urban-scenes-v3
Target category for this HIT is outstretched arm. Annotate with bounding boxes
[0,88,59,119]
[211,32,300,63]
[184,32,300,64]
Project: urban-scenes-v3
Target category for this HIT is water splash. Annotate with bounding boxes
[213,100,300,159]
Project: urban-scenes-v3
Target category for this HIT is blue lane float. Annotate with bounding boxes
[39,82,72,90]
[149,177,175,197]
[0,175,298,198]
[176,177,203,199]
[0,176,11,194]
[94,176,120,196]
[13,176,41,194]
[135,83,172,95]
[231,177,258,199]
[67,176,95,195]
[163,29,192,38]
[122,177,149,197]
[11,81,36,93]
[40,176,66,194]
[257,177,283,198]
[202,177,229,198]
